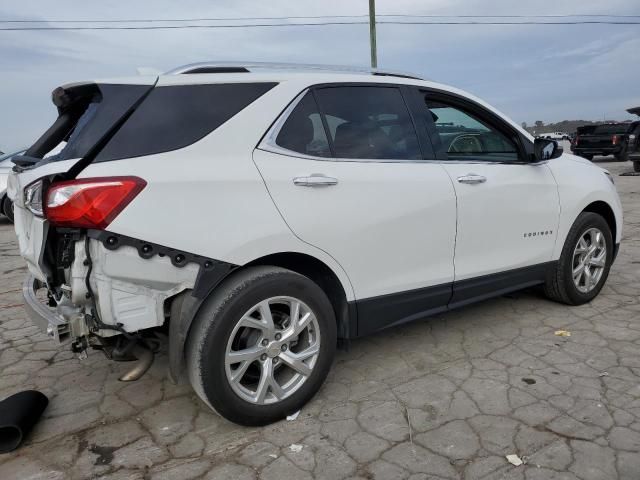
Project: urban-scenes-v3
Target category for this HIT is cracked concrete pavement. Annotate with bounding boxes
[0,158,639,479]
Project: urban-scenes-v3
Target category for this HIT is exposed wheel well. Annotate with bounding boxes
[246,252,354,339]
[582,201,617,244]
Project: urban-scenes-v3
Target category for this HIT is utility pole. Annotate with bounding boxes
[369,0,377,69]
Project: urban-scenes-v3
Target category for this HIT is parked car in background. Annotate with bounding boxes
[571,123,638,161]
[9,62,623,425]
[541,131,570,141]
[627,107,640,172]
[0,149,25,222]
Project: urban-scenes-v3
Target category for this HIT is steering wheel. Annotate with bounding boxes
[448,134,483,154]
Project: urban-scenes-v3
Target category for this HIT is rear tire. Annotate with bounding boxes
[2,196,14,223]
[634,161,640,173]
[186,266,336,426]
[544,212,613,305]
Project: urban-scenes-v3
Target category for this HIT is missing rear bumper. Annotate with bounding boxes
[22,275,70,343]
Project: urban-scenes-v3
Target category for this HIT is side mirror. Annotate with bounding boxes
[533,138,563,161]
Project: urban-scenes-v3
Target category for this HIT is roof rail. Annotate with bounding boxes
[165,61,424,80]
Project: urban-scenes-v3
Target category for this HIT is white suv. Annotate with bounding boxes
[9,62,622,425]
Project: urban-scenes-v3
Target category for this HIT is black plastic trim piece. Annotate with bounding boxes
[86,230,237,299]
[449,261,556,309]
[353,262,558,337]
[356,283,452,337]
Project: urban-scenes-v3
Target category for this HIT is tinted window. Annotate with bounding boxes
[96,83,277,162]
[275,92,331,157]
[314,87,421,160]
[592,124,631,135]
[424,98,519,162]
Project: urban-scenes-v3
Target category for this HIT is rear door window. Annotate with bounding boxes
[275,92,331,157]
[314,86,422,160]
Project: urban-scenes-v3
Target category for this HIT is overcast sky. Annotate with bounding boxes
[1,0,639,151]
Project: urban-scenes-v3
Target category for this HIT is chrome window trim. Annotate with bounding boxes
[258,88,540,166]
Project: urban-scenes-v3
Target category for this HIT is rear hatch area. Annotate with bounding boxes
[9,79,157,285]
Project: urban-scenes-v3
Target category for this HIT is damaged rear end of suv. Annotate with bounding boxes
[9,73,288,395]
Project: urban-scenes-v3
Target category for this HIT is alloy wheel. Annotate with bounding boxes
[572,227,607,293]
[224,296,321,405]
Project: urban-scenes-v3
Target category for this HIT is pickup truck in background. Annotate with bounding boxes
[571,122,639,164]
[627,107,640,172]
[540,131,570,140]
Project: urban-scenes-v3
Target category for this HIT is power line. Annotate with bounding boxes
[1,20,639,31]
[1,13,640,23]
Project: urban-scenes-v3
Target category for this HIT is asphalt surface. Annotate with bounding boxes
[0,156,639,479]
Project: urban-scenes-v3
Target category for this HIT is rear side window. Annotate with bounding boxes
[276,92,331,157]
[96,83,277,162]
[314,86,421,160]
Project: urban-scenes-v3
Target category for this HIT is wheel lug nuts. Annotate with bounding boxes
[275,333,281,340]
[260,354,267,361]
[261,339,269,346]
[281,344,287,351]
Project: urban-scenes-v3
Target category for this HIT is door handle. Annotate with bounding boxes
[293,174,338,187]
[457,174,486,185]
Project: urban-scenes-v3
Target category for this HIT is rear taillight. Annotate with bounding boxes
[612,135,619,145]
[45,176,146,229]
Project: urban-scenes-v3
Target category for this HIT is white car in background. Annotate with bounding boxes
[9,62,622,425]
[0,149,26,222]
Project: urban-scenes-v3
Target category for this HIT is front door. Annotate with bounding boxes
[254,85,457,335]
[412,90,560,305]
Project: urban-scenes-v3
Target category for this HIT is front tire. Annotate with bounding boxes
[544,212,613,305]
[2,196,14,223]
[186,266,336,426]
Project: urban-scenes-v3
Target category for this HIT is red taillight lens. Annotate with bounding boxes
[45,176,146,229]
[612,135,619,145]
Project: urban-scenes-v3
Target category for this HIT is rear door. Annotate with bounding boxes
[254,84,457,335]
[408,88,560,305]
